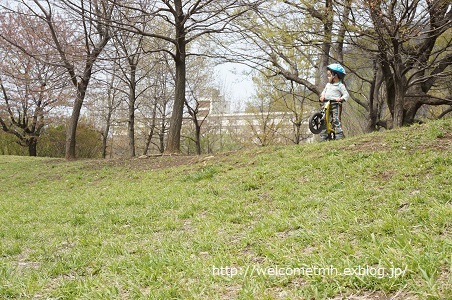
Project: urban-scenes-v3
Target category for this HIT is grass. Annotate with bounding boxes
[0,119,450,299]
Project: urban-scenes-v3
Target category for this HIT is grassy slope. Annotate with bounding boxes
[0,119,450,300]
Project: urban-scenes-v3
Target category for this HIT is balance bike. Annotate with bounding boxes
[308,100,342,140]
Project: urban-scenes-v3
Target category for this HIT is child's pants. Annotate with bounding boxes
[320,102,344,141]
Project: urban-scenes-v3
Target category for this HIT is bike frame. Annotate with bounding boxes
[308,100,342,140]
[323,100,335,139]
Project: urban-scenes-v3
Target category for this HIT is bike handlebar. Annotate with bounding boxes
[320,99,344,103]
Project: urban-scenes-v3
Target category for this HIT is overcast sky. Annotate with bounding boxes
[215,62,255,112]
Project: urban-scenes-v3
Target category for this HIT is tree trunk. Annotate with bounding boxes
[294,122,302,144]
[195,120,201,155]
[317,0,333,88]
[143,127,154,155]
[392,83,405,128]
[101,112,111,159]
[404,100,423,125]
[367,60,383,132]
[159,105,167,154]
[159,129,165,154]
[165,5,186,154]
[166,59,185,154]
[65,46,109,160]
[128,67,136,158]
[143,103,157,155]
[65,87,85,160]
[335,0,352,62]
[28,137,37,156]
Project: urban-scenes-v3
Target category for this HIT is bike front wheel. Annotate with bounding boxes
[309,112,325,134]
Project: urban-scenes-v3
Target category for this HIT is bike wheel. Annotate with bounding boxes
[309,112,325,134]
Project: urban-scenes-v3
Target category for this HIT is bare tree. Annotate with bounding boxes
[99,70,122,159]
[284,81,311,144]
[1,0,116,159]
[246,111,283,147]
[109,0,264,154]
[112,31,149,158]
[364,0,451,127]
[183,56,217,155]
[140,56,173,155]
[0,77,49,156]
[0,13,68,156]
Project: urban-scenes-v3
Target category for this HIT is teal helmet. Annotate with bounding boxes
[327,63,346,79]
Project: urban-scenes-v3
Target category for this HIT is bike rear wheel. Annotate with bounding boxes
[309,112,325,134]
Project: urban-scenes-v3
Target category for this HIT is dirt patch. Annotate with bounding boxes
[344,136,388,153]
[80,153,228,171]
[330,290,418,300]
[219,284,242,300]
[374,169,397,181]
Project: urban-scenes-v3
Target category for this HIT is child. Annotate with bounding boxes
[319,63,349,140]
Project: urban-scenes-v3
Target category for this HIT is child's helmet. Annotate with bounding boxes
[327,63,346,79]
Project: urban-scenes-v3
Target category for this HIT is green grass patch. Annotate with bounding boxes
[0,119,450,299]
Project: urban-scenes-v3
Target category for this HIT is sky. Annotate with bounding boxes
[214,62,255,112]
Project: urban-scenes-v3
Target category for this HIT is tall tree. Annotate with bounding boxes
[364,0,452,127]
[87,67,122,159]
[0,13,68,156]
[101,75,121,159]
[0,74,52,156]
[112,0,263,153]
[112,31,148,158]
[1,0,115,159]
[139,54,174,155]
